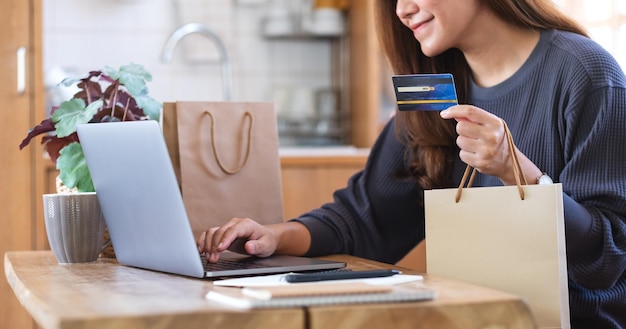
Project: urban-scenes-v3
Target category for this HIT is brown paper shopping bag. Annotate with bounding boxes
[425,122,570,329]
[162,101,284,239]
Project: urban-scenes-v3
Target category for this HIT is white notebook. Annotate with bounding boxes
[206,282,435,309]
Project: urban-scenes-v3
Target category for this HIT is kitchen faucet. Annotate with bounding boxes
[161,22,232,100]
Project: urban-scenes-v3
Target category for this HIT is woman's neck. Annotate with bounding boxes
[459,14,540,88]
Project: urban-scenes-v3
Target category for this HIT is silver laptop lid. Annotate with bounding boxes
[78,121,206,278]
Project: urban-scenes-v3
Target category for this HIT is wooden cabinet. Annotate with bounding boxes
[0,0,45,328]
[347,0,382,148]
[280,152,369,219]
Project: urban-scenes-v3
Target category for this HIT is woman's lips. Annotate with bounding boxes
[410,17,433,33]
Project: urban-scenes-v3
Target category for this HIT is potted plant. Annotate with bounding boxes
[19,63,162,263]
[20,63,161,192]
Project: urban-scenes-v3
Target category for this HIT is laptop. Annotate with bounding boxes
[77,120,346,279]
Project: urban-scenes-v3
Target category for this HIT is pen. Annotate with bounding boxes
[285,269,401,283]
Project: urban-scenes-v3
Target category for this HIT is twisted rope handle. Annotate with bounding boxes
[455,119,527,203]
[203,111,253,175]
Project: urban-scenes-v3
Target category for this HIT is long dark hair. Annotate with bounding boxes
[373,0,588,189]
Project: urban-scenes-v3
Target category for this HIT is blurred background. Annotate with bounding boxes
[44,0,356,146]
[42,0,626,147]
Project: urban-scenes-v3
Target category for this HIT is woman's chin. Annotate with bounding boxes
[418,41,446,58]
[420,47,443,58]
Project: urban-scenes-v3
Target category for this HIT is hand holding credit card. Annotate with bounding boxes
[392,73,458,111]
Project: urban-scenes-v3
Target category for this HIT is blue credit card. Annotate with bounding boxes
[392,73,458,111]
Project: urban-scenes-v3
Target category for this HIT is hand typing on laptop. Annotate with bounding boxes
[197,218,311,263]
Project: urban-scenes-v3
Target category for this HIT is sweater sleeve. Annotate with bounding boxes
[559,82,626,290]
[291,119,425,264]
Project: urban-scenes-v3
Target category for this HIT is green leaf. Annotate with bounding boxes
[52,98,103,137]
[120,63,153,81]
[105,63,152,81]
[120,73,148,97]
[135,95,162,121]
[57,142,94,192]
[60,76,82,88]
[103,65,121,80]
[105,63,153,98]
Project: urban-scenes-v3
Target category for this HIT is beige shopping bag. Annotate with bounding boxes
[162,101,284,239]
[425,122,570,329]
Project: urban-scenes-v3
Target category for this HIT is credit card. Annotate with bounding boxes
[392,73,458,111]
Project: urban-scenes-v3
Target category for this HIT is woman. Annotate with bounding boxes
[198,0,626,327]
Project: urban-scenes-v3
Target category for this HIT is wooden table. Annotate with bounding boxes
[5,251,537,329]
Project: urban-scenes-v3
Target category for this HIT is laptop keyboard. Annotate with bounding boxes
[200,255,270,271]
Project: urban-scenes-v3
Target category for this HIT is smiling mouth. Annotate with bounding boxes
[410,17,433,32]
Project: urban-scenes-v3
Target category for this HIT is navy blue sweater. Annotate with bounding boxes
[294,29,626,328]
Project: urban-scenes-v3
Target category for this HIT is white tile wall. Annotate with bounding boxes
[43,0,334,107]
